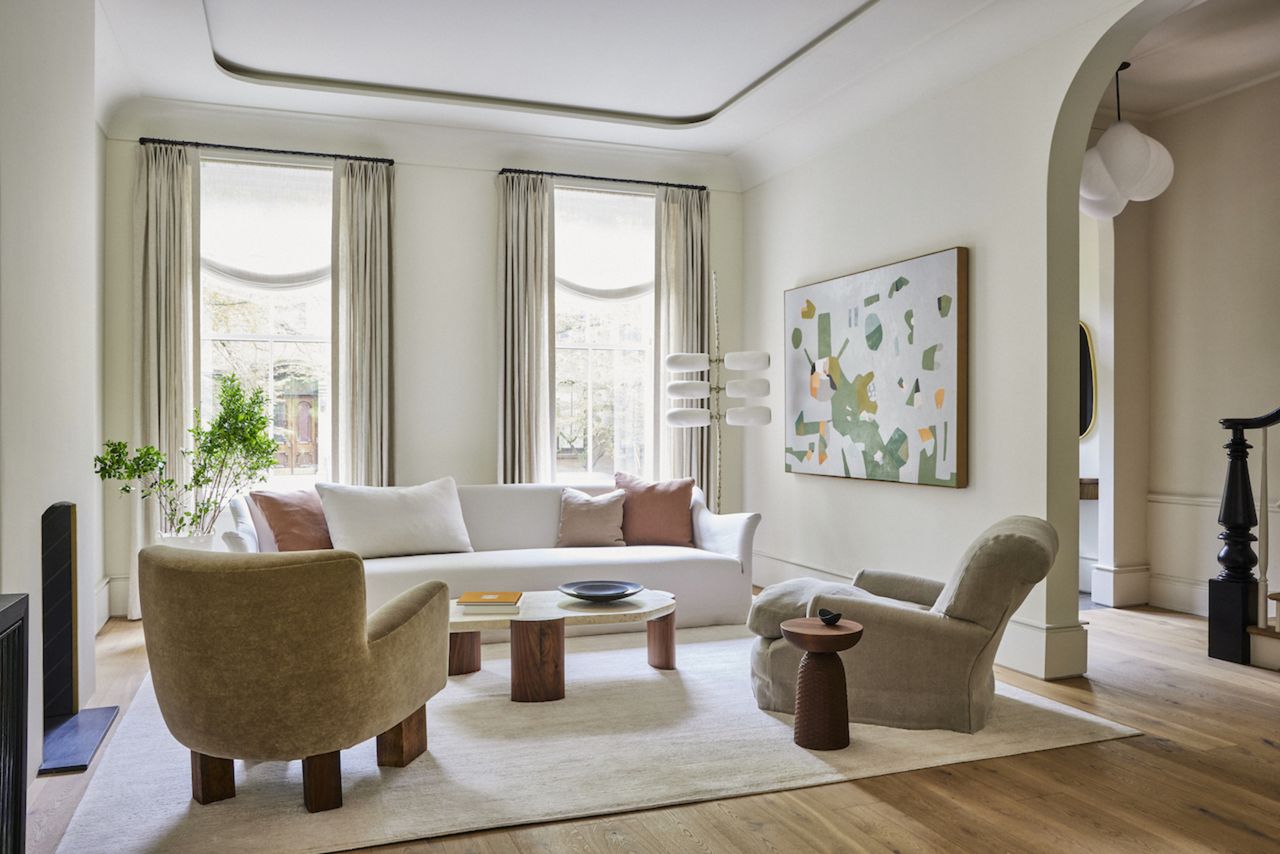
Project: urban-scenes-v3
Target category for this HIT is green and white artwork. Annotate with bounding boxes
[784,248,968,487]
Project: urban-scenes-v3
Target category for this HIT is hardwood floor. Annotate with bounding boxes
[30,607,1280,853]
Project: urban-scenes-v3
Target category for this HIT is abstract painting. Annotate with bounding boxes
[784,248,968,487]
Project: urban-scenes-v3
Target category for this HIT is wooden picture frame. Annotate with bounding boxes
[783,247,968,487]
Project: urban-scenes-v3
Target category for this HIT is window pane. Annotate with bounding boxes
[199,158,334,486]
[552,187,655,483]
[555,348,588,476]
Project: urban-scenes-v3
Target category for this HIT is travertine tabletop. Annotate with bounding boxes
[448,589,675,631]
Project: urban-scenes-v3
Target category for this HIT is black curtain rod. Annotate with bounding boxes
[498,167,705,192]
[139,137,393,166]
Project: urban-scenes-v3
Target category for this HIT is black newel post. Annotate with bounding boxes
[1209,425,1259,663]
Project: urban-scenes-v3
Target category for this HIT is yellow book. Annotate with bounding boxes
[457,591,523,606]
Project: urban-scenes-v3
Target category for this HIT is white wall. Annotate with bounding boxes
[100,100,745,595]
[738,5,1157,678]
[0,0,102,780]
[1142,76,1280,617]
[1079,214,1103,593]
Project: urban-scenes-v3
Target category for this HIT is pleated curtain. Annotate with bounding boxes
[130,142,199,619]
[498,173,555,483]
[335,159,393,486]
[657,187,713,505]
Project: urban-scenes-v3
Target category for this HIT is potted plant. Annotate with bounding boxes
[96,374,279,548]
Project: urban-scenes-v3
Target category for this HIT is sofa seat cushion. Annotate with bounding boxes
[362,546,742,619]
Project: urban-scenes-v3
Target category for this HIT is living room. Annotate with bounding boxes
[2,0,1279,852]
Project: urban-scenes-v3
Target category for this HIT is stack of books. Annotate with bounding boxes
[457,591,523,615]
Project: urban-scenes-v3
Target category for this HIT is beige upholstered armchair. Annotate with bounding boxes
[138,546,450,812]
[747,516,1058,733]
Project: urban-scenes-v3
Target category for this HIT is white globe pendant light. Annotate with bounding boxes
[1079,62,1173,221]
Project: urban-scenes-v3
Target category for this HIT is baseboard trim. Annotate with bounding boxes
[752,551,855,589]
[95,577,110,633]
[1000,618,1088,680]
[1091,564,1149,608]
[106,575,130,620]
[1149,572,1208,617]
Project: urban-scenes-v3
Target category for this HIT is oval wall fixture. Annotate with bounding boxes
[665,353,710,373]
[666,381,712,400]
[665,408,712,428]
[723,351,771,372]
[725,378,771,399]
[725,406,772,427]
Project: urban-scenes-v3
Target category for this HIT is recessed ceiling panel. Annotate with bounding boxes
[202,0,866,121]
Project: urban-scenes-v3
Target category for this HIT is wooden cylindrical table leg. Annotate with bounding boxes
[449,631,481,675]
[793,651,850,750]
[647,611,676,670]
[510,618,565,702]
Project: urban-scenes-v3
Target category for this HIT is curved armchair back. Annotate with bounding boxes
[931,515,1059,630]
[138,546,379,760]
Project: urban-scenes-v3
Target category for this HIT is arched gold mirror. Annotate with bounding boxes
[1080,321,1097,439]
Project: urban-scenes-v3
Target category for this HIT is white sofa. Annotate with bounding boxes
[225,483,761,633]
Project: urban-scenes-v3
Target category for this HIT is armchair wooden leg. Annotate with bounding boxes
[302,751,343,812]
[191,751,235,804]
[376,705,427,768]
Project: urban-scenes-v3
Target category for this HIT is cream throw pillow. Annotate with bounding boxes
[315,477,474,559]
[556,488,626,547]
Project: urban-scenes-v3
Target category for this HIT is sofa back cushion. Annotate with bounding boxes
[615,473,695,547]
[556,488,626,547]
[250,489,332,552]
[930,515,1059,630]
[456,484,577,551]
[316,478,474,559]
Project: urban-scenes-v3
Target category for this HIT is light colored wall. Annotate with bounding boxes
[1079,214,1103,593]
[100,101,745,596]
[0,0,102,780]
[737,5,1156,678]
[1144,75,1280,617]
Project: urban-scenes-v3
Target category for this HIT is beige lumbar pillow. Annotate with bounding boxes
[315,477,474,559]
[556,488,626,548]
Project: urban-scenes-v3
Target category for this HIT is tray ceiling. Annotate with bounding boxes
[202,0,866,123]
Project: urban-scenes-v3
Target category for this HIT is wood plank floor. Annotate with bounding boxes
[29,606,1280,853]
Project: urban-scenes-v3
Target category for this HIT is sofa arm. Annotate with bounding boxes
[852,568,945,608]
[692,497,761,577]
[747,577,853,639]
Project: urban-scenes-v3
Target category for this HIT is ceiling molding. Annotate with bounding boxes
[202,0,882,129]
[1146,63,1280,121]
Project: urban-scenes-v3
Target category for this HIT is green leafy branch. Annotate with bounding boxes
[95,374,278,537]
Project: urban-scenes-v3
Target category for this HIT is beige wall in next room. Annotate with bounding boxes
[1139,75,1280,617]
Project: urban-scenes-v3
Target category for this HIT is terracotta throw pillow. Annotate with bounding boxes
[556,488,626,547]
[249,489,333,552]
[614,472,695,547]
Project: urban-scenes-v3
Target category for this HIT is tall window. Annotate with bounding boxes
[198,159,334,488]
[553,187,656,483]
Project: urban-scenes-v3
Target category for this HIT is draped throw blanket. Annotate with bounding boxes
[499,173,555,483]
[335,159,394,486]
[657,187,713,504]
[131,143,199,618]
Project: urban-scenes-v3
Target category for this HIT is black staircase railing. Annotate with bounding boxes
[1211,405,1280,663]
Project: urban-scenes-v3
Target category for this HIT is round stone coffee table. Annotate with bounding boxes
[780,617,864,750]
[448,589,676,702]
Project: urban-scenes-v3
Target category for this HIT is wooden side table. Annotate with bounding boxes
[780,617,864,750]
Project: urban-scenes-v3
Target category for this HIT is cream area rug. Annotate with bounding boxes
[58,626,1136,853]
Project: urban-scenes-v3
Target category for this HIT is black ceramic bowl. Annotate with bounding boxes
[558,580,645,602]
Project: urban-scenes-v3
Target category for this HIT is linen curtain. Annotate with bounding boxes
[130,142,199,619]
[657,187,713,505]
[499,173,555,483]
[335,159,393,486]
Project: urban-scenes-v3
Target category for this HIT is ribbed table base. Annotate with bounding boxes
[793,650,850,750]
